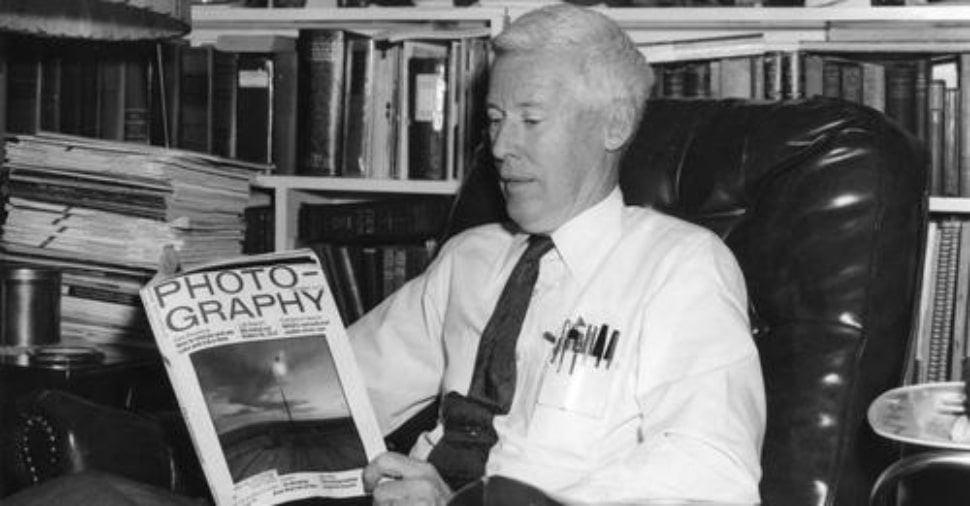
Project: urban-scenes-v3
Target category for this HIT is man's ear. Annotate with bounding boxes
[604,98,637,152]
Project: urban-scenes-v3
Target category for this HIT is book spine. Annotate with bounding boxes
[407,47,449,181]
[719,56,754,99]
[123,53,151,143]
[6,41,41,134]
[951,219,970,381]
[178,45,213,153]
[840,61,863,104]
[300,197,450,244]
[335,245,365,323]
[802,54,824,99]
[928,80,946,197]
[885,61,918,137]
[298,29,346,176]
[926,219,962,382]
[913,220,940,384]
[860,61,885,112]
[272,48,299,175]
[914,59,930,144]
[943,87,961,198]
[148,41,182,148]
[821,57,842,99]
[39,53,62,132]
[98,54,126,141]
[341,37,375,178]
[234,53,274,164]
[959,54,970,197]
[211,49,238,158]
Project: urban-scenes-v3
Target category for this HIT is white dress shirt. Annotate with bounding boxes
[348,188,766,504]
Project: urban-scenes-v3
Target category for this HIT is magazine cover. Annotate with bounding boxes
[140,248,386,506]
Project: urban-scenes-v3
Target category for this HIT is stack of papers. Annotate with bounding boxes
[0,132,271,344]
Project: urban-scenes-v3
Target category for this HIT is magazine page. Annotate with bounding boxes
[140,248,385,506]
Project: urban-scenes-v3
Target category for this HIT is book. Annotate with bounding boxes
[950,219,970,381]
[178,45,214,153]
[298,29,347,176]
[39,53,62,132]
[926,219,961,382]
[123,52,151,143]
[234,53,275,164]
[140,249,385,506]
[960,54,970,197]
[885,60,920,137]
[272,48,299,175]
[718,56,756,99]
[341,35,375,178]
[6,40,41,134]
[912,220,940,384]
[299,196,451,245]
[98,55,126,141]
[149,41,183,148]
[860,60,886,112]
[943,87,961,197]
[406,40,450,181]
[211,48,239,159]
[928,80,946,196]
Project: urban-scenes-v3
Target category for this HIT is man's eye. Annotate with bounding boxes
[524,118,542,126]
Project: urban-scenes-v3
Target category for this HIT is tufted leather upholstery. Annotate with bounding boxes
[446,97,928,506]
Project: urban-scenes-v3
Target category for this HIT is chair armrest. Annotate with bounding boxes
[870,450,970,506]
[1,389,179,494]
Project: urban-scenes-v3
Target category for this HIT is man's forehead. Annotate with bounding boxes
[489,59,573,103]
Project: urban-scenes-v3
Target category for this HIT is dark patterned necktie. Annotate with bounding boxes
[428,234,555,491]
[468,234,555,411]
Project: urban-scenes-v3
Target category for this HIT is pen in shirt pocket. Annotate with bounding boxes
[545,320,622,373]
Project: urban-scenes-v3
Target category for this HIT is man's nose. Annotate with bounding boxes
[490,120,518,160]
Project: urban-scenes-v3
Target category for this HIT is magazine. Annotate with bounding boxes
[140,248,385,506]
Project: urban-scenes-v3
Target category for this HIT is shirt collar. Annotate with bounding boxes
[548,187,625,284]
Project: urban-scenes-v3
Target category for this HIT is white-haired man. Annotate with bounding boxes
[352,4,765,505]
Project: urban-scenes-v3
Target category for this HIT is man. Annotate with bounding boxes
[352,4,765,505]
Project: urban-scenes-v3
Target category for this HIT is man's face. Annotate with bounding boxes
[487,51,614,234]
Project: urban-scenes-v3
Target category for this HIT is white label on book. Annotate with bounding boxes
[238,69,271,89]
[414,73,445,130]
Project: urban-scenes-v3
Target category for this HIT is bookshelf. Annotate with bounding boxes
[189,4,970,251]
[185,5,505,252]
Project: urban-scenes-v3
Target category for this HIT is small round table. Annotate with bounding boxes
[868,381,970,506]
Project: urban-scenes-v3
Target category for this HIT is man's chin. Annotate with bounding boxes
[506,207,556,235]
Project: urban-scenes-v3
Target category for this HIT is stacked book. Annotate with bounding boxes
[0,132,270,344]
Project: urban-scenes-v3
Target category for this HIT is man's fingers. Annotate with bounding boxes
[362,452,452,504]
[367,452,439,481]
[372,477,449,506]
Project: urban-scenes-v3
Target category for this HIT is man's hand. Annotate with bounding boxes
[363,452,452,506]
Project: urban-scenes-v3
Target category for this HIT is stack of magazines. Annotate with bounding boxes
[0,132,271,345]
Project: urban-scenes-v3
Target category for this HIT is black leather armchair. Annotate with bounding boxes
[3,97,928,506]
[447,97,928,506]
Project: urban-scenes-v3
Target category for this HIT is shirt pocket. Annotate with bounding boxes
[527,357,619,457]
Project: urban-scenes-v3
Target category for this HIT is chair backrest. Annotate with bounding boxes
[445,97,928,506]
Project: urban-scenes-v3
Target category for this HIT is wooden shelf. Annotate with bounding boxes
[192,5,507,26]
[252,175,460,195]
[594,6,970,27]
[189,5,505,44]
[931,197,970,214]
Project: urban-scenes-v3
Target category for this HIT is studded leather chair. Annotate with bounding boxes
[446,97,928,506]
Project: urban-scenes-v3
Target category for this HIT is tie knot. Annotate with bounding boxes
[524,235,554,262]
